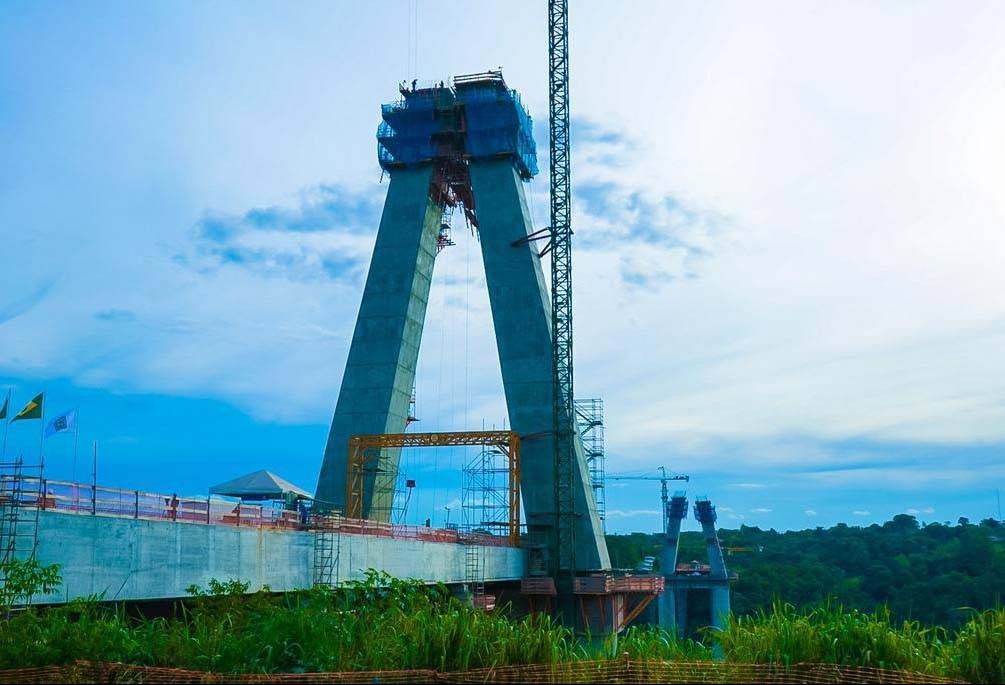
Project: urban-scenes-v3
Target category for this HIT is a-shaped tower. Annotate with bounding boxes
[314,72,609,572]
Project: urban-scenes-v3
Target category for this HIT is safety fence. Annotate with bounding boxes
[28,480,515,548]
[308,515,515,548]
[37,480,301,529]
[0,659,959,684]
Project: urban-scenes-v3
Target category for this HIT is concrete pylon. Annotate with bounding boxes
[314,167,441,516]
[314,74,610,573]
[658,493,688,633]
[694,497,731,631]
[470,158,608,571]
[694,498,727,580]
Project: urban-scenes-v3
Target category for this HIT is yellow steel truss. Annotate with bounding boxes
[347,431,521,545]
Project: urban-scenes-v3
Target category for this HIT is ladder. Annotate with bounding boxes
[312,516,340,588]
[465,544,486,606]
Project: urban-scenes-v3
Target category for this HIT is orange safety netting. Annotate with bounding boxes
[0,659,958,684]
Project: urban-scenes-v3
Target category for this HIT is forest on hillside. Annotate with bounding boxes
[606,515,1005,628]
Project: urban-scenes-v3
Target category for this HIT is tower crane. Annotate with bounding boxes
[547,0,577,590]
[607,467,690,535]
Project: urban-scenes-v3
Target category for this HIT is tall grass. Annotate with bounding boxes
[939,606,1005,684]
[606,625,712,662]
[0,571,579,673]
[716,601,946,674]
[1,573,1003,682]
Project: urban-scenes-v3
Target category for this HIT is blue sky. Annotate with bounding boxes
[2,1,1004,534]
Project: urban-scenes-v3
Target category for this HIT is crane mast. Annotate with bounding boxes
[606,468,690,535]
[548,0,576,585]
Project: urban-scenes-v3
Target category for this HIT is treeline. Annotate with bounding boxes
[607,514,1005,627]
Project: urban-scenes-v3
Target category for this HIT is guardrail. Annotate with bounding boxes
[309,514,514,548]
[37,480,301,529]
[30,480,516,548]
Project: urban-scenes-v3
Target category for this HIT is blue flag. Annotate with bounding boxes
[45,409,77,438]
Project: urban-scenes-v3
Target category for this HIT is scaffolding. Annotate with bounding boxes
[462,447,511,539]
[377,71,539,181]
[0,456,43,602]
[574,398,606,527]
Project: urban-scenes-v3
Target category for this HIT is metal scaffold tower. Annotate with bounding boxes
[574,399,606,527]
[462,447,512,539]
[548,0,576,587]
[0,456,43,589]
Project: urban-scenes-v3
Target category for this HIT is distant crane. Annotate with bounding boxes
[607,467,689,534]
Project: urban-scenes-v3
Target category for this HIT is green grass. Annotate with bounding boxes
[1,570,1003,682]
[939,605,1005,684]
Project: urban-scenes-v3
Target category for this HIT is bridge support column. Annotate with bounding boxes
[315,166,441,517]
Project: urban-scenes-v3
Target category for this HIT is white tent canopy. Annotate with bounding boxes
[209,469,312,501]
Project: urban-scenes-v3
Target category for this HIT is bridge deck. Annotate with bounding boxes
[31,509,525,604]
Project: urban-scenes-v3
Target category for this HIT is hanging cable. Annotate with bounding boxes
[414,0,420,80]
[462,214,472,496]
[406,0,412,79]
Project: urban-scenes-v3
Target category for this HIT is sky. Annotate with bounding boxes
[1,1,1004,535]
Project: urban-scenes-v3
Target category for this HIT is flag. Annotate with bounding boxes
[45,409,77,438]
[0,392,8,420]
[10,393,43,422]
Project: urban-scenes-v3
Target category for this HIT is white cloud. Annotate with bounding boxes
[805,510,818,517]
[606,509,660,518]
[2,2,1004,508]
[853,510,871,516]
[751,508,772,513]
[906,506,936,515]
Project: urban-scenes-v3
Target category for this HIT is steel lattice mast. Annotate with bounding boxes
[548,0,576,585]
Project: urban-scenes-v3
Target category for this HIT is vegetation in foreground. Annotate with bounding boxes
[0,560,1003,682]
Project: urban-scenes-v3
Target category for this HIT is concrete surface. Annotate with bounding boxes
[33,510,525,604]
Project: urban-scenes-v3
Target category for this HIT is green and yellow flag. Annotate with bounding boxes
[10,393,43,422]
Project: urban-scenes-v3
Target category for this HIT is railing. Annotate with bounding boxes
[31,480,518,547]
[574,573,666,595]
[308,514,516,548]
[37,480,301,530]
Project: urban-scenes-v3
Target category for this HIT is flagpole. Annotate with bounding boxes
[1,388,10,461]
[38,393,45,474]
[92,441,97,515]
[72,409,80,484]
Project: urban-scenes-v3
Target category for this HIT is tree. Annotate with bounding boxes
[0,558,62,614]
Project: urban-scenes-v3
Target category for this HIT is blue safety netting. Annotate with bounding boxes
[376,80,538,179]
[377,88,454,171]
[459,83,538,179]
